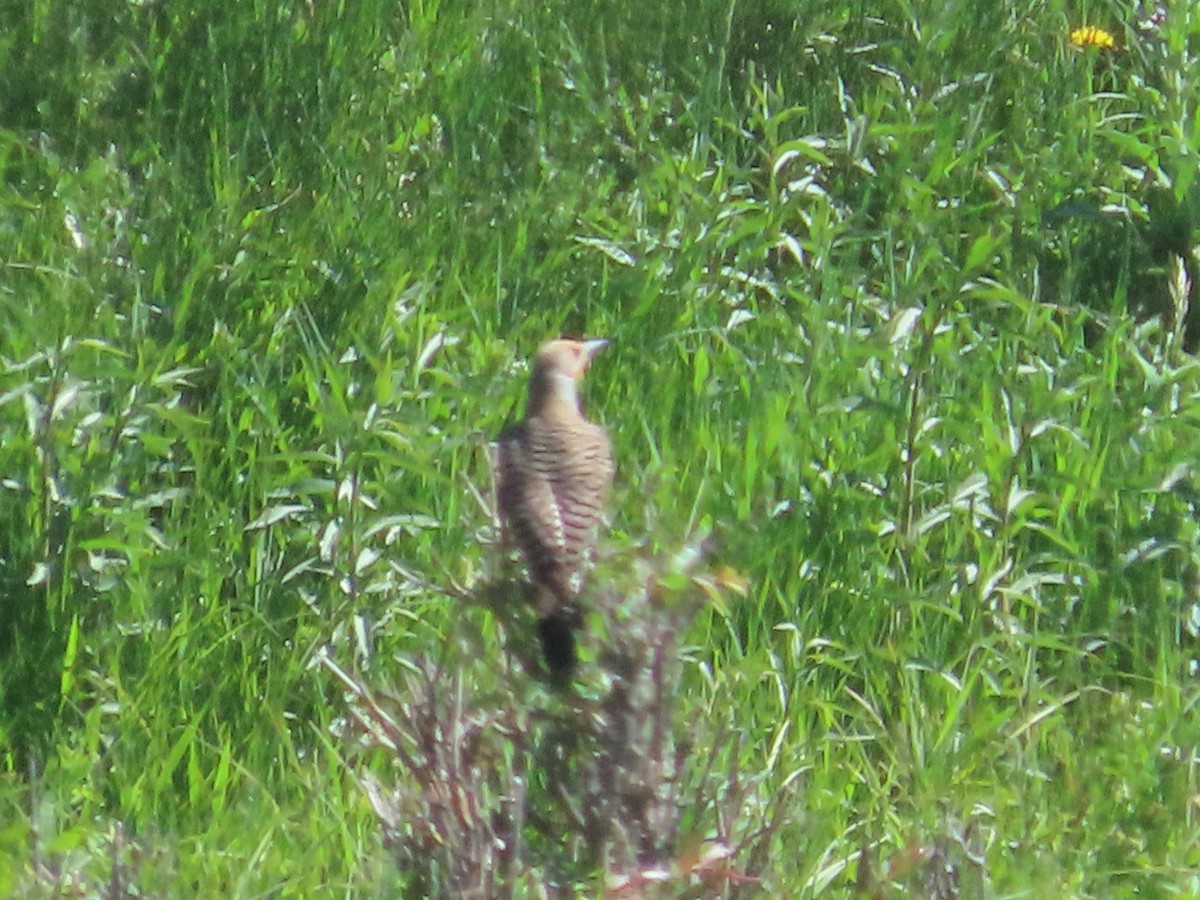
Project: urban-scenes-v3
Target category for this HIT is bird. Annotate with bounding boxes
[494,338,614,676]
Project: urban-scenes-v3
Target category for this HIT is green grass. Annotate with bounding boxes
[2,0,1200,895]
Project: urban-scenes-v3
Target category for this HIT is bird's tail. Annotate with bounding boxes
[537,607,579,677]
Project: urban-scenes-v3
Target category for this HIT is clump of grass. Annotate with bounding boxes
[322,534,777,896]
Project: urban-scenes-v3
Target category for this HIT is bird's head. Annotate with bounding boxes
[527,338,609,415]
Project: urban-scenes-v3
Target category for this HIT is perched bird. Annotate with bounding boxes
[494,338,614,675]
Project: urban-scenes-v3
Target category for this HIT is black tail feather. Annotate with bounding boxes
[537,612,577,677]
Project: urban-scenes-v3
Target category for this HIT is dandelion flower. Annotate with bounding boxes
[1070,25,1117,49]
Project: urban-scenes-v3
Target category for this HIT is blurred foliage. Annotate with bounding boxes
[1,0,1200,895]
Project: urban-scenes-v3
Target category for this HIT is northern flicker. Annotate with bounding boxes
[494,338,614,675]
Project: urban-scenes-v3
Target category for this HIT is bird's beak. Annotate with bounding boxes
[582,338,610,362]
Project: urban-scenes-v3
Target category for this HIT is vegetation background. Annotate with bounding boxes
[1,0,1199,895]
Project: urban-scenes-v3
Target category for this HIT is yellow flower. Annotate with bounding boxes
[1070,25,1117,49]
